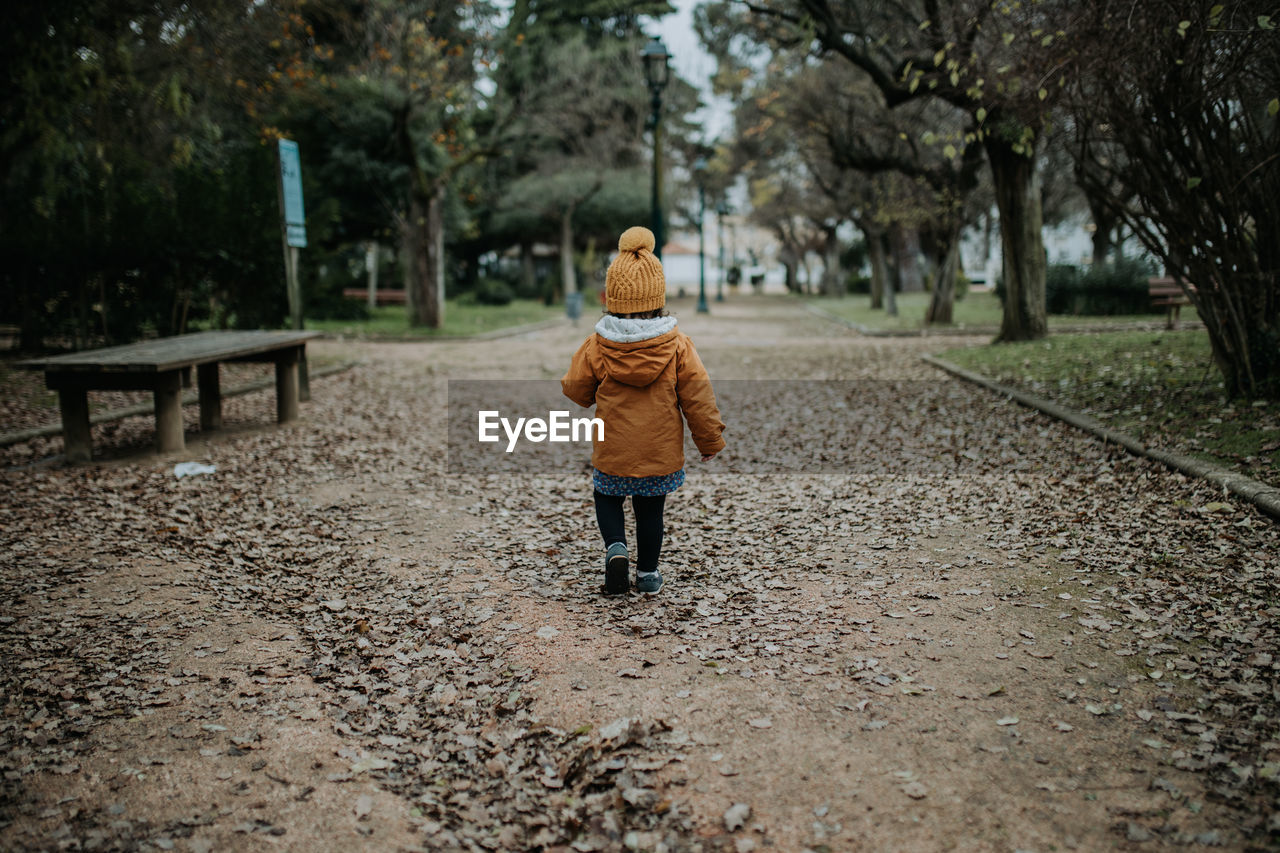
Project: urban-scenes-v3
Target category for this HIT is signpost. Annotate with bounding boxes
[277,139,309,398]
[277,139,306,330]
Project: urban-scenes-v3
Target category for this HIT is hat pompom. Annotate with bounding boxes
[618,226,655,255]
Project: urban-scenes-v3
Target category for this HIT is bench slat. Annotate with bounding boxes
[14,330,321,374]
[343,288,407,304]
[1148,276,1192,310]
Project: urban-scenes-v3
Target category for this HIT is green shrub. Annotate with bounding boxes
[1000,259,1155,315]
[513,275,541,301]
[1045,263,1083,314]
[840,240,868,274]
[1075,257,1154,315]
[475,278,515,306]
[846,274,872,295]
[485,265,538,300]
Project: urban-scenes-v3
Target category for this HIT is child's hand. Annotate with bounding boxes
[701,453,717,462]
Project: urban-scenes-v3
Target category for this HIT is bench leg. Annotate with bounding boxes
[298,350,311,403]
[58,388,92,464]
[154,370,185,453]
[197,363,222,432]
[1168,304,1181,331]
[275,347,300,423]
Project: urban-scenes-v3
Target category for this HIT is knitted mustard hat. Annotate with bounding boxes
[605,226,666,314]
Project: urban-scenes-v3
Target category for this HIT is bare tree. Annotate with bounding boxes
[1068,0,1280,395]
[730,0,1073,340]
[788,62,985,322]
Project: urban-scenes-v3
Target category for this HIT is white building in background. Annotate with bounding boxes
[660,223,790,294]
[962,211,1148,288]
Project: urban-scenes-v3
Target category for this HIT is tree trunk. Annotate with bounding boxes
[883,254,898,317]
[394,98,444,329]
[925,223,962,325]
[1091,227,1111,268]
[875,231,898,316]
[866,228,887,310]
[820,224,844,296]
[434,200,445,326]
[18,286,42,351]
[783,259,796,293]
[560,206,577,297]
[891,223,924,293]
[920,232,939,293]
[405,187,444,329]
[365,241,379,311]
[74,273,91,349]
[1087,194,1116,267]
[985,135,1048,342]
[980,210,995,268]
[1184,252,1279,397]
[99,275,111,343]
[520,241,536,296]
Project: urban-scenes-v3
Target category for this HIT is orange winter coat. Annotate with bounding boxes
[561,326,725,478]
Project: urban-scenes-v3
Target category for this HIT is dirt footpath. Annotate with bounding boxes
[3,296,1278,852]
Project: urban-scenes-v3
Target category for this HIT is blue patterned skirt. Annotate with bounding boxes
[593,467,685,497]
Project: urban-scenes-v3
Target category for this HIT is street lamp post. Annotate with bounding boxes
[693,157,709,314]
[715,200,729,302]
[642,37,670,261]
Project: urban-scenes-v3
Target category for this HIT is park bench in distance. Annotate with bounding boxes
[17,330,321,463]
[1148,276,1195,330]
[342,287,407,305]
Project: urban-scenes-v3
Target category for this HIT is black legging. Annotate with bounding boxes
[593,491,665,574]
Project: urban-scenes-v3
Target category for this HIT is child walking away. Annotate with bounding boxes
[562,226,726,595]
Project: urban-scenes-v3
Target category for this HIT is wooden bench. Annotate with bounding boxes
[1148,276,1193,330]
[343,287,407,305]
[16,330,321,463]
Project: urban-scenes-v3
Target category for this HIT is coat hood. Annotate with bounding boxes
[593,315,680,388]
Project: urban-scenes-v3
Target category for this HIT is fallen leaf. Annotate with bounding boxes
[724,802,752,832]
[354,794,373,819]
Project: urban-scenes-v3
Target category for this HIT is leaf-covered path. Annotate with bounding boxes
[3,297,1278,851]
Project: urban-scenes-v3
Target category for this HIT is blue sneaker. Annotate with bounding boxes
[604,543,629,595]
[635,570,663,594]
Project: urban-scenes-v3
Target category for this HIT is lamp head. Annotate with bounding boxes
[641,36,670,91]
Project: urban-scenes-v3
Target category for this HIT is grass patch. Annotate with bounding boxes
[937,330,1280,489]
[809,291,1198,331]
[306,299,562,338]
[809,291,1000,330]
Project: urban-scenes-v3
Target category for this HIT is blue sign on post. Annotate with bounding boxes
[278,139,307,248]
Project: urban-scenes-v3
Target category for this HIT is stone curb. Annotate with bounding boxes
[922,354,1280,522]
[315,317,566,344]
[0,361,358,449]
[804,301,1205,337]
